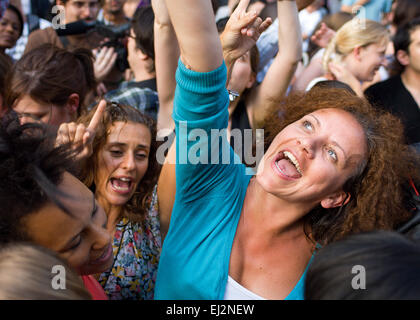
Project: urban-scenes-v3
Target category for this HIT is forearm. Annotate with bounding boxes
[164,0,223,72]
[251,0,301,125]
[277,0,302,65]
[154,20,179,132]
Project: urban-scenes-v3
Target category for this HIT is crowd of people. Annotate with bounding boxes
[0,0,419,300]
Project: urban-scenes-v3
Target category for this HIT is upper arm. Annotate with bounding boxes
[164,0,223,72]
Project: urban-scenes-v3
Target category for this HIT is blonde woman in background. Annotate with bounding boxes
[306,19,389,96]
[0,243,91,300]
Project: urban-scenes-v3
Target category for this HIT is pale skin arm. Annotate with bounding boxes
[248,0,302,128]
[164,0,223,72]
[152,0,179,134]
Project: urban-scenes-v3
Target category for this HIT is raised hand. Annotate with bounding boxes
[328,62,363,96]
[221,0,272,64]
[93,46,118,82]
[55,100,107,160]
[310,23,336,49]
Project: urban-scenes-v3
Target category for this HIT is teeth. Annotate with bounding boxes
[119,178,131,182]
[283,151,302,175]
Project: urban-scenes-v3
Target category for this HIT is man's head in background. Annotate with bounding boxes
[103,0,126,16]
[56,0,101,24]
[394,17,420,75]
[127,5,155,77]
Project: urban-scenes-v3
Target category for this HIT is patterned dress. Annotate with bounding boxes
[98,187,161,300]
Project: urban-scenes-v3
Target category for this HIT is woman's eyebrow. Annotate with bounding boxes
[309,114,347,161]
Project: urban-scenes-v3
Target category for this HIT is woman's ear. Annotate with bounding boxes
[352,46,363,62]
[320,191,351,209]
[66,93,80,117]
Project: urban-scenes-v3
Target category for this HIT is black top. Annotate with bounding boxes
[365,75,420,145]
[230,99,252,164]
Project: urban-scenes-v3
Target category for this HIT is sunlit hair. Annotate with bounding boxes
[0,243,91,300]
[263,88,420,245]
[77,101,160,223]
[322,19,389,73]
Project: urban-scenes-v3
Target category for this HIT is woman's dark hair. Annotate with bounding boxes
[0,112,78,244]
[263,88,420,245]
[0,52,12,115]
[5,4,24,37]
[131,5,155,73]
[392,17,420,75]
[77,101,160,223]
[5,44,96,117]
[305,231,420,299]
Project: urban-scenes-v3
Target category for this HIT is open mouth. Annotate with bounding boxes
[272,151,303,179]
[109,177,133,195]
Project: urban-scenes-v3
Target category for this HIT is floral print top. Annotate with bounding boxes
[98,187,161,300]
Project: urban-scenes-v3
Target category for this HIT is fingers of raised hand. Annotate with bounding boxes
[234,0,251,15]
[88,99,107,132]
[259,17,272,34]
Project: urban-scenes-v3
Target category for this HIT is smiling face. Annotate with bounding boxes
[23,172,113,275]
[0,8,21,50]
[94,121,151,208]
[354,42,388,82]
[256,108,367,209]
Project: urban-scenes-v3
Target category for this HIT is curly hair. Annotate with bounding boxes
[77,101,160,223]
[263,88,420,245]
[0,112,78,244]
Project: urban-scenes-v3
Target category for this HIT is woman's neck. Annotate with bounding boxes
[96,195,124,233]
[243,178,315,239]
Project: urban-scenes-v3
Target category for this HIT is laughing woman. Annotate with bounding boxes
[56,101,161,300]
[154,0,419,300]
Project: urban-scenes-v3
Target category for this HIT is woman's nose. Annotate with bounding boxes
[297,137,315,159]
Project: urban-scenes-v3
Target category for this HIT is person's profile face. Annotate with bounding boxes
[22,172,114,275]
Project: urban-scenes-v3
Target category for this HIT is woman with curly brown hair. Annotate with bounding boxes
[56,100,161,300]
[153,0,419,300]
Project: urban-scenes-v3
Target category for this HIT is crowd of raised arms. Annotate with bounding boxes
[0,0,419,300]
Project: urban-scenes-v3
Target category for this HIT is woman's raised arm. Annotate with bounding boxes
[164,0,224,72]
[250,0,302,127]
